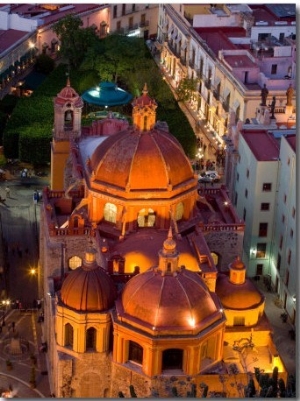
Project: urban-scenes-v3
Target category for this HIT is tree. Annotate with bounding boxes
[53,14,99,68]
[175,78,198,102]
[35,54,55,74]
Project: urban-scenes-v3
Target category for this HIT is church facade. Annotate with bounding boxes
[39,81,286,397]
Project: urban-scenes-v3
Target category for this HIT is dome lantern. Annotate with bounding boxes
[158,227,180,274]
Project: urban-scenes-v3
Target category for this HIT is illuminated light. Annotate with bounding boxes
[189,317,195,328]
[224,201,229,206]
[219,308,223,313]
[30,268,37,275]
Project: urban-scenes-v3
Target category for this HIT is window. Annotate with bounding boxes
[271,64,277,75]
[285,269,289,286]
[256,264,263,276]
[292,207,295,218]
[258,33,270,41]
[162,349,183,370]
[116,21,121,31]
[233,316,245,326]
[279,235,283,249]
[287,249,291,265]
[128,16,133,29]
[259,223,268,237]
[246,169,249,178]
[68,256,82,270]
[138,208,155,227]
[256,243,266,258]
[236,172,239,181]
[65,323,74,347]
[282,214,285,223]
[132,4,136,12]
[243,208,246,221]
[104,203,117,223]
[277,253,281,272]
[122,4,126,15]
[113,5,117,18]
[128,341,143,365]
[86,327,96,351]
[234,192,238,206]
[287,157,290,165]
[140,13,146,26]
[261,203,270,211]
[175,202,184,220]
[290,229,294,238]
[245,189,248,198]
[262,183,272,191]
[284,194,287,203]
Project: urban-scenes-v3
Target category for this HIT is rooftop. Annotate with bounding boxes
[241,130,280,162]
[0,29,31,54]
[223,54,257,70]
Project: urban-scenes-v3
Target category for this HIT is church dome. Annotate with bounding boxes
[89,128,195,192]
[60,248,117,311]
[55,77,83,107]
[215,273,264,310]
[119,266,222,333]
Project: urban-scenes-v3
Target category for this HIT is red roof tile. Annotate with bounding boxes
[241,130,280,161]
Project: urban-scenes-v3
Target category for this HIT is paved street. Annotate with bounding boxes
[0,171,51,397]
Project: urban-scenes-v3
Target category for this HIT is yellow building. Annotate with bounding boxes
[40,81,286,398]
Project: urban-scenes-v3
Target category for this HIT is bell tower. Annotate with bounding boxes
[132,83,157,131]
[51,78,83,190]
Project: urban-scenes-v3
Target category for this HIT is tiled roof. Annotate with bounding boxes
[0,29,31,54]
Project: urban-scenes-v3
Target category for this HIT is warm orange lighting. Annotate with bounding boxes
[188,317,195,328]
[30,268,37,275]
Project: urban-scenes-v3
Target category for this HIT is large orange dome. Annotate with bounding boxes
[89,127,195,192]
[60,248,117,311]
[117,266,223,334]
[215,273,264,310]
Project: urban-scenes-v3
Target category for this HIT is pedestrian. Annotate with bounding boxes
[33,191,38,204]
[5,187,10,198]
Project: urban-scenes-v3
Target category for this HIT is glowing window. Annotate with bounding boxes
[175,202,184,220]
[137,208,155,227]
[68,256,82,270]
[104,203,117,223]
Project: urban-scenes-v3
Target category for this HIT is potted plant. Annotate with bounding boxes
[6,359,12,370]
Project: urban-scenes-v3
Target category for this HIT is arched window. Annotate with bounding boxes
[143,115,148,131]
[65,323,74,347]
[104,203,117,223]
[162,348,183,371]
[210,252,219,267]
[175,202,184,220]
[86,327,97,351]
[68,256,82,270]
[128,341,143,365]
[137,208,155,227]
[64,109,73,128]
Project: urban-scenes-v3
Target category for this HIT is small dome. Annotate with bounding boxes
[216,273,264,310]
[55,78,83,107]
[132,83,157,107]
[60,249,117,311]
[119,267,221,333]
[230,256,244,270]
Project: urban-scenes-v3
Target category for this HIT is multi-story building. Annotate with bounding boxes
[270,134,296,323]
[232,122,296,323]
[157,4,296,143]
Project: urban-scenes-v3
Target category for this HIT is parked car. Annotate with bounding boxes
[205,171,221,182]
[198,171,221,183]
[198,175,213,183]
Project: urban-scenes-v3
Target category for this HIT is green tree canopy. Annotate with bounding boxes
[53,14,99,68]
